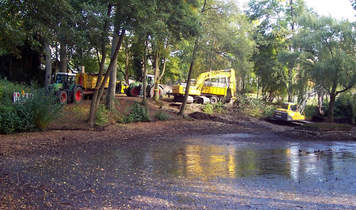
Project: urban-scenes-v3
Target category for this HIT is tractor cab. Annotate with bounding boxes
[51,72,83,104]
[53,72,76,91]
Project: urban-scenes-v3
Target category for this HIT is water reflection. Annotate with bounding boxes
[136,134,356,183]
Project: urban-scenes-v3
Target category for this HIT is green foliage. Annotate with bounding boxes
[29,89,63,130]
[95,104,109,126]
[124,102,150,123]
[202,104,214,114]
[154,111,170,121]
[304,105,319,119]
[234,95,276,118]
[0,82,63,134]
[333,93,353,122]
[202,102,225,115]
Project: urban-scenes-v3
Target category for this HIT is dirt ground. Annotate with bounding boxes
[1,95,355,157]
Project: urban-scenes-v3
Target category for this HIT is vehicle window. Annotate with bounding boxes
[282,104,289,109]
[291,105,297,111]
[56,75,64,83]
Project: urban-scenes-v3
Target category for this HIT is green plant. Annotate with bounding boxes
[233,95,276,118]
[0,87,63,134]
[213,102,225,113]
[304,105,319,119]
[202,104,214,114]
[124,102,150,123]
[96,104,109,126]
[29,89,63,130]
[155,111,170,121]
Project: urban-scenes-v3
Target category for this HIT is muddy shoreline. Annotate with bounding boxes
[1,117,355,158]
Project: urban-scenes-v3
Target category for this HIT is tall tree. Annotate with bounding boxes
[296,15,356,121]
[179,0,206,116]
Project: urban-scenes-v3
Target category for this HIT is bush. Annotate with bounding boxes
[202,104,214,114]
[0,79,30,105]
[124,102,150,123]
[234,95,276,118]
[0,82,63,134]
[322,92,356,123]
[155,111,170,121]
[202,102,225,115]
[304,105,320,120]
[95,104,109,126]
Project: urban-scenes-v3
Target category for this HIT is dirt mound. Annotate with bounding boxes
[189,112,238,124]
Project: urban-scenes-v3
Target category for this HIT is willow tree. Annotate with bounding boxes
[296,15,356,122]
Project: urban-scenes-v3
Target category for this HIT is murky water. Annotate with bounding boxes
[1,133,356,209]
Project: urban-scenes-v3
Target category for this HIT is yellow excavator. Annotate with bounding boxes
[172,68,236,104]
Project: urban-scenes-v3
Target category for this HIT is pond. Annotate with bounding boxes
[1,132,356,209]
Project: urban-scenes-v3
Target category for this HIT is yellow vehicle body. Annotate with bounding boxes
[172,69,236,103]
[75,73,109,89]
[272,103,305,121]
[171,84,201,96]
[116,81,129,94]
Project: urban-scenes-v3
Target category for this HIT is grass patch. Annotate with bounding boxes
[124,102,150,123]
[155,111,170,121]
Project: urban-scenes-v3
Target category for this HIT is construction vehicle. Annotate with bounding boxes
[125,74,165,98]
[75,73,109,99]
[51,72,83,104]
[171,69,237,104]
[116,81,129,94]
[272,103,306,121]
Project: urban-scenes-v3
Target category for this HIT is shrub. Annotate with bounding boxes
[0,84,63,134]
[0,79,30,105]
[202,102,225,115]
[202,104,214,114]
[95,104,109,126]
[124,102,150,123]
[304,105,319,120]
[214,102,225,113]
[234,95,276,118]
[155,111,170,121]
[28,89,63,130]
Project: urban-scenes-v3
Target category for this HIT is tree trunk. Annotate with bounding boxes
[328,93,336,122]
[178,37,199,116]
[125,50,130,84]
[142,39,148,105]
[317,90,324,115]
[89,29,125,127]
[44,41,52,89]
[106,31,120,110]
[178,0,206,116]
[153,50,160,101]
[59,43,67,72]
[88,4,113,127]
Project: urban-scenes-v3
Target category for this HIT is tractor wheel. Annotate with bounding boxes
[129,87,140,97]
[73,87,83,104]
[210,96,218,104]
[149,86,164,99]
[58,91,68,104]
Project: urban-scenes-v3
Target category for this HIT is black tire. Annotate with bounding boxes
[73,87,83,104]
[210,96,218,104]
[58,91,68,104]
